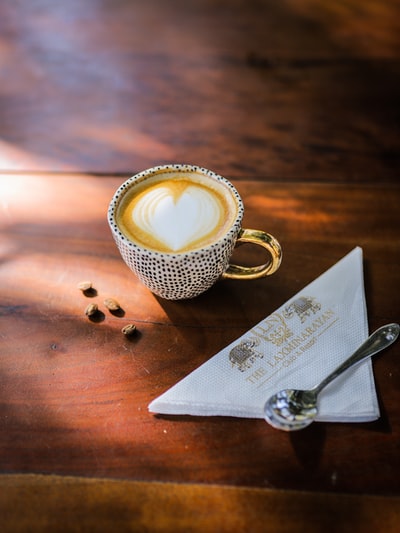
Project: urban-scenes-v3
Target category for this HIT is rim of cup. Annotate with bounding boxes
[107,164,245,257]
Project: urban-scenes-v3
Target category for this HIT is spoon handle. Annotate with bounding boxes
[313,323,399,395]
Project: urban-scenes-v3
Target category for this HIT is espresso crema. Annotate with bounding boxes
[117,172,238,253]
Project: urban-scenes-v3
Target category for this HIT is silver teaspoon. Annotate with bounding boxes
[264,323,399,431]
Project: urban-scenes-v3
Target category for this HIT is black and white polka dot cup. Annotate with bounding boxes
[108,164,282,300]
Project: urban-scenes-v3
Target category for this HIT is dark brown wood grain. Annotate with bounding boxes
[1,176,399,495]
[1,474,400,533]
[1,1,400,529]
[0,0,399,180]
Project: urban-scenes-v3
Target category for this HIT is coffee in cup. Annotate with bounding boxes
[108,164,282,300]
[117,171,237,254]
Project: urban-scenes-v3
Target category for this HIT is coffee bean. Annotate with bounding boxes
[121,324,137,336]
[104,298,121,311]
[77,281,93,292]
[85,303,98,317]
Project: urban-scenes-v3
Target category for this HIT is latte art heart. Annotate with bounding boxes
[117,174,238,254]
[131,185,221,252]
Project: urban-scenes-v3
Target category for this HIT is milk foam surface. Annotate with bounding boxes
[132,184,221,251]
[118,175,236,253]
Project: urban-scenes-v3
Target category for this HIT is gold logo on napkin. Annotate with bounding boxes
[229,339,262,372]
[283,296,321,323]
[229,296,334,374]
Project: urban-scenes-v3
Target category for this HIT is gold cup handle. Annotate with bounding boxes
[222,229,282,280]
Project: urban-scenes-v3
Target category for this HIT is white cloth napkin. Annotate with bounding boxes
[149,247,380,422]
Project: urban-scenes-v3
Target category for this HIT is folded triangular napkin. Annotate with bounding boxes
[149,247,380,422]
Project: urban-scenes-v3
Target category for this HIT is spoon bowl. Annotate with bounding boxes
[264,389,318,431]
[264,323,399,431]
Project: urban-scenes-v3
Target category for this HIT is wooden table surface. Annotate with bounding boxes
[1,1,400,531]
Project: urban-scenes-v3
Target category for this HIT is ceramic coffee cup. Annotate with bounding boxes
[108,164,282,300]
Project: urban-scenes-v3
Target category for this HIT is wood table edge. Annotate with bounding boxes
[1,473,399,532]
